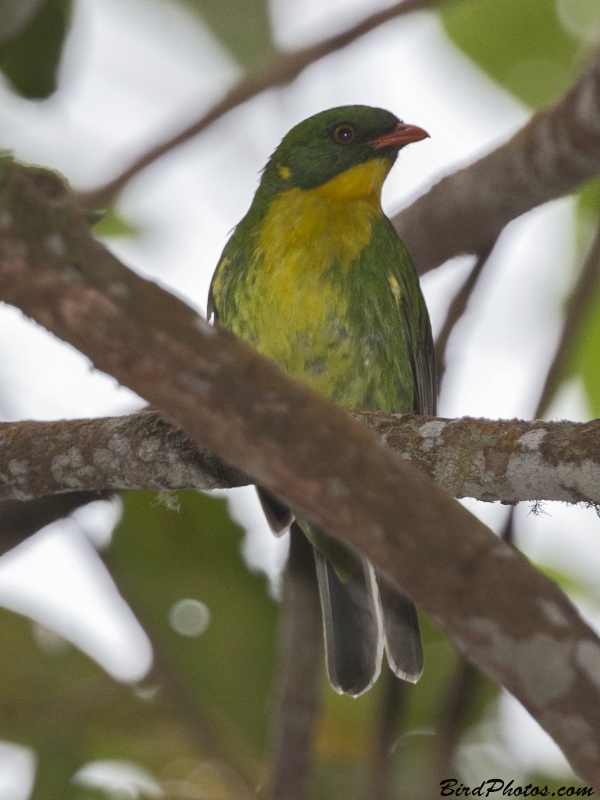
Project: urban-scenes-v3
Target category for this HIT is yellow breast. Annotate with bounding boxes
[220,159,391,397]
[256,158,390,277]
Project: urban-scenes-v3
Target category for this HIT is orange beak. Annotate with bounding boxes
[367,121,430,149]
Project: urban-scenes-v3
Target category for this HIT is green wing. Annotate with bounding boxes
[384,218,437,417]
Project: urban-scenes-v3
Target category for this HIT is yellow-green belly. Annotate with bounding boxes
[212,164,417,412]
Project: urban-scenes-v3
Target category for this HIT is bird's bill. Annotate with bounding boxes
[367,121,430,149]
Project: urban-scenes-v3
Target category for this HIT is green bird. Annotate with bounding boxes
[208,106,435,697]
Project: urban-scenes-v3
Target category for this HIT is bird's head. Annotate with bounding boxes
[260,105,429,198]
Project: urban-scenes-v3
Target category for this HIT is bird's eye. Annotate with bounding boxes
[333,124,355,145]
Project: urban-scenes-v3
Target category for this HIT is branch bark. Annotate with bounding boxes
[395,49,600,274]
[2,158,600,788]
[3,410,600,506]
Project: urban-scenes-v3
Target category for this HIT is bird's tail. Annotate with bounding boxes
[378,575,423,683]
[311,533,383,696]
[257,488,423,694]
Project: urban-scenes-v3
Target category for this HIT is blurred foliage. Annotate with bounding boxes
[174,0,273,68]
[105,490,278,753]
[0,490,278,798]
[0,0,72,99]
[576,177,600,250]
[561,183,600,417]
[441,0,582,108]
[91,207,139,239]
[0,490,503,799]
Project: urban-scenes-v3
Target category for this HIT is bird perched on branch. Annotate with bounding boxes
[208,105,435,696]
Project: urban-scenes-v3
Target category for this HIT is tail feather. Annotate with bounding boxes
[257,490,424,693]
[257,487,294,536]
[378,576,423,683]
[313,538,383,697]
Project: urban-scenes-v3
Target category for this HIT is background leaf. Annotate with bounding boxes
[104,490,278,756]
[441,0,581,107]
[174,0,274,69]
[0,0,73,99]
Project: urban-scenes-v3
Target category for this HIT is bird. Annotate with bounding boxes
[208,105,436,697]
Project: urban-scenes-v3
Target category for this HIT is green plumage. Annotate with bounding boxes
[208,106,436,695]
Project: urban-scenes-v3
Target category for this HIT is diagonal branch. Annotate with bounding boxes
[396,49,600,274]
[426,217,600,786]
[2,158,600,787]
[434,244,495,386]
[77,0,440,210]
[0,491,108,557]
[537,218,600,418]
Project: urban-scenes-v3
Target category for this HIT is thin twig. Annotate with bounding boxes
[537,220,600,418]
[77,0,440,209]
[269,525,323,800]
[434,244,495,387]
[0,491,108,557]
[430,659,479,797]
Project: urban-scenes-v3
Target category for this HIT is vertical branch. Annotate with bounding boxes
[367,663,408,800]
[269,524,323,800]
[429,660,479,795]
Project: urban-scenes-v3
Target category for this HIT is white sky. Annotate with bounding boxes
[0,0,595,792]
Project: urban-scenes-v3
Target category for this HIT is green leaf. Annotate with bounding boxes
[0,490,278,796]
[441,0,580,107]
[174,0,273,69]
[103,490,278,754]
[565,209,600,418]
[91,207,138,239]
[0,0,73,99]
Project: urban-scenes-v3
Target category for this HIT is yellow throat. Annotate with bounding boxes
[255,158,392,276]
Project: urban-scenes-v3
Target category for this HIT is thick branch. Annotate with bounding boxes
[395,49,600,274]
[3,411,600,506]
[77,0,439,209]
[2,159,600,787]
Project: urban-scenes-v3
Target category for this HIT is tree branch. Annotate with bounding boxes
[2,158,600,787]
[395,49,600,274]
[434,245,495,385]
[2,410,600,506]
[77,0,440,210]
[0,491,108,557]
[537,218,600,417]
[269,525,323,800]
